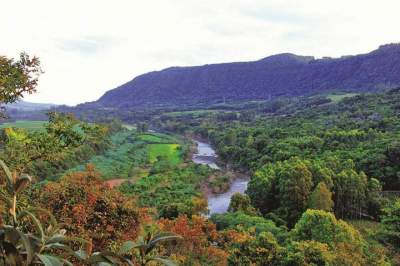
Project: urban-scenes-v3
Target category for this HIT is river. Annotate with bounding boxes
[192,140,249,214]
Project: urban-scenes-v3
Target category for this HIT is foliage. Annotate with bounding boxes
[224,231,282,266]
[380,199,400,247]
[308,182,334,212]
[30,164,141,251]
[211,212,287,241]
[291,209,388,265]
[227,193,258,215]
[158,215,228,266]
[120,164,211,218]
[281,240,334,266]
[62,131,148,180]
[0,113,114,180]
[0,159,88,265]
[91,44,400,109]
[0,53,41,104]
[116,230,182,266]
[0,120,47,131]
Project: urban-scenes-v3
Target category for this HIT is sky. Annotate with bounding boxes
[1,0,399,105]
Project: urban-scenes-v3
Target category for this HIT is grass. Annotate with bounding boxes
[137,134,164,143]
[58,132,183,180]
[327,93,358,102]
[148,143,181,165]
[0,120,47,131]
[137,132,179,144]
[59,131,149,180]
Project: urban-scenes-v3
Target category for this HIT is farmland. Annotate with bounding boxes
[0,120,47,130]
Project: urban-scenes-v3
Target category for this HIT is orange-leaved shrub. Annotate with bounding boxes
[31,164,142,250]
[158,214,228,266]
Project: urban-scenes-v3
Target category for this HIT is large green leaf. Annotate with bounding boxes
[37,254,63,266]
[0,159,13,191]
[73,249,88,260]
[17,210,45,242]
[25,207,58,230]
[118,241,140,255]
[146,233,182,254]
[15,229,34,264]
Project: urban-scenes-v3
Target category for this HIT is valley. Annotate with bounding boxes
[2,44,400,265]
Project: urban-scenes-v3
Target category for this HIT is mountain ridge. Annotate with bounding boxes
[87,43,400,108]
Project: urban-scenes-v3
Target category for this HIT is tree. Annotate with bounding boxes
[380,198,400,246]
[158,215,228,265]
[282,240,334,266]
[277,157,313,226]
[0,53,41,105]
[46,112,83,147]
[291,209,369,265]
[31,164,141,250]
[226,231,282,266]
[292,210,363,246]
[366,178,383,219]
[333,168,368,219]
[228,193,257,215]
[246,163,279,215]
[308,182,334,212]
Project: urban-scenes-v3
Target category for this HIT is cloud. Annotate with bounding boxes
[0,0,399,105]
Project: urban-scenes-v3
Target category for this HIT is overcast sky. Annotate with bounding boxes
[1,0,399,105]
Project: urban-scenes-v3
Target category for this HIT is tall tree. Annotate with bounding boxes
[0,53,41,104]
[308,182,334,212]
[278,157,313,226]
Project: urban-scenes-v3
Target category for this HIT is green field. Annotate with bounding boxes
[58,132,183,180]
[60,131,149,180]
[137,134,163,142]
[327,93,358,102]
[0,120,47,130]
[148,143,181,165]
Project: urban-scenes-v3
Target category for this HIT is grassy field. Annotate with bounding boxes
[137,134,163,142]
[59,131,183,180]
[60,131,149,180]
[327,93,358,102]
[148,143,182,165]
[0,120,47,130]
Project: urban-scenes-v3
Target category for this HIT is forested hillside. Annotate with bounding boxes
[89,43,400,108]
[2,52,400,265]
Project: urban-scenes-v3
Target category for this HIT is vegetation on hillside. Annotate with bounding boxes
[2,52,400,265]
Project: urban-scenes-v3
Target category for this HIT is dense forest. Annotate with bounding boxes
[84,43,400,108]
[1,52,400,266]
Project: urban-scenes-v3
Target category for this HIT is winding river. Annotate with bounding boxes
[192,140,249,214]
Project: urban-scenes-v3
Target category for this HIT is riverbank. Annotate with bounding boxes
[191,140,250,214]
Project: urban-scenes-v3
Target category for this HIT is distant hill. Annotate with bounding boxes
[5,101,57,111]
[88,43,400,108]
